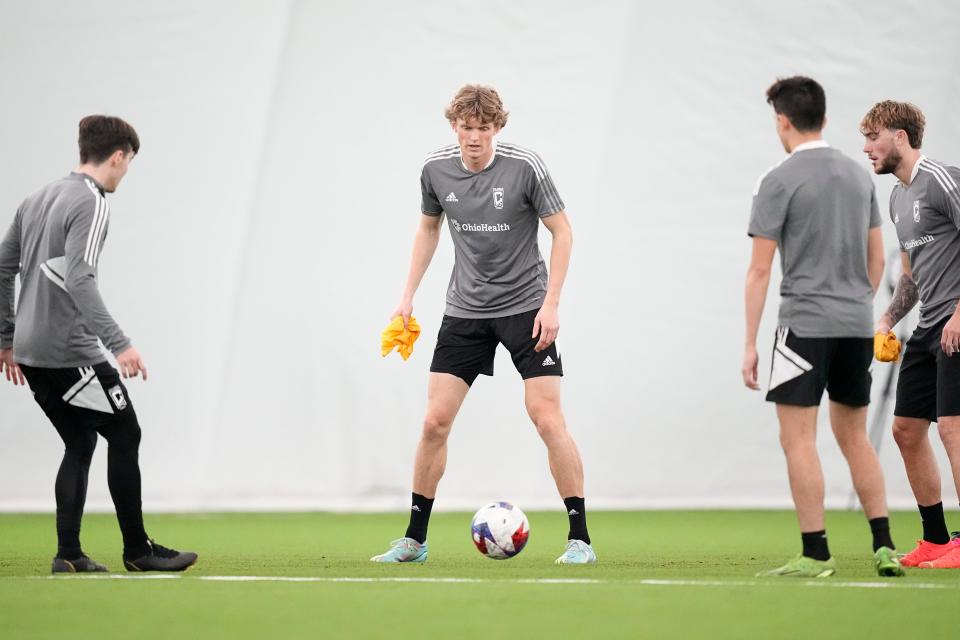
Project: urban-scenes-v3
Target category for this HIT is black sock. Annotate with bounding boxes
[919,502,950,544]
[868,517,895,552]
[801,530,830,561]
[404,493,434,544]
[563,497,590,545]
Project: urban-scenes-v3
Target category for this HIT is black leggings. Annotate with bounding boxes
[20,362,148,557]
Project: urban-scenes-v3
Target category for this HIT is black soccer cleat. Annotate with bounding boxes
[123,539,198,572]
[52,555,109,573]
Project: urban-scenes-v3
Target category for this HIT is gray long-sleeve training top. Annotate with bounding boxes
[0,172,130,367]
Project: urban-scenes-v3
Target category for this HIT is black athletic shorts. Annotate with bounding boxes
[430,307,563,386]
[19,361,138,429]
[765,327,872,407]
[895,315,960,421]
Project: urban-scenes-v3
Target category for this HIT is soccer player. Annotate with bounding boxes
[0,116,197,573]
[742,77,903,577]
[371,85,595,564]
[862,101,960,568]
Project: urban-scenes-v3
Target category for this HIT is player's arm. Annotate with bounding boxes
[867,230,885,294]
[392,213,444,326]
[867,184,885,293]
[532,211,572,352]
[744,172,787,390]
[943,293,960,357]
[63,197,146,379]
[876,252,918,334]
[743,237,777,390]
[927,166,960,355]
[0,209,26,385]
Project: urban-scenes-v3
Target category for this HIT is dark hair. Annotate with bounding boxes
[78,115,140,164]
[765,76,826,133]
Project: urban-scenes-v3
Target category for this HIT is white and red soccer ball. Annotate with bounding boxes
[471,501,530,559]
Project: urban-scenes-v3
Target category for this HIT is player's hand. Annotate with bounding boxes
[874,314,893,336]
[0,348,26,386]
[742,344,760,390]
[116,346,148,380]
[941,313,960,357]
[874,331,901,362]
[532,303,559,352]
[391,298,414,329]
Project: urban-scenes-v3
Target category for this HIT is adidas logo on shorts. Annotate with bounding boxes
[542,356,556,367]
[445,192,458,202]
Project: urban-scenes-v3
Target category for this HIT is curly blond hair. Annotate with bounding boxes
[860,100,926,149]
[444,85,509,128]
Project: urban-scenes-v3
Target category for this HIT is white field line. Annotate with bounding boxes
[20,575,960,590]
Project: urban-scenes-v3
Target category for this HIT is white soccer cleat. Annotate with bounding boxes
[555,539,597,564]
[370,537,428,563]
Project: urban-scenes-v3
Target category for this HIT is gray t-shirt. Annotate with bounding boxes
[748,143,882,338]
[890,156,960,328]
[421,142,565,318]
[0,172,130,367]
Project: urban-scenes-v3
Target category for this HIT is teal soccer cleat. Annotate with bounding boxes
[555,539,597,564]
[370,538,428,563]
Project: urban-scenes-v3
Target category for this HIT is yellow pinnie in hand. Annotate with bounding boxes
[381,316,421,361]
[874,331,901,362]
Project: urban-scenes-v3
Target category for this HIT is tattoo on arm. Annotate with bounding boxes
[884,274,920,326]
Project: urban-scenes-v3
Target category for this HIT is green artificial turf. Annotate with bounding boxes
[1,510,957,639]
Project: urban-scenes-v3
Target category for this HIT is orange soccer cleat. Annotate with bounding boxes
[899,539,959,567]
[919,543,960,568]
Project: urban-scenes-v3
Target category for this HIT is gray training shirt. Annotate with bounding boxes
[748,142,882,338]
[421,142,565,318]
[0,172,130,367]
[890,156,960,328]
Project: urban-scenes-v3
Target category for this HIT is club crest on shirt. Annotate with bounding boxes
[913,200,921,223]
[492,187,504,210]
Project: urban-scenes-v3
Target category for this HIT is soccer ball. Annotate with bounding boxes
[470,501,530,559]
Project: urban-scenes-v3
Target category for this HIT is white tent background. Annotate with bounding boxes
[1,0,958,511]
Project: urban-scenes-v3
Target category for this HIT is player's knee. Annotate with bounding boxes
[832,425,867,452]
[777,427,799,451]
[777,428,816,456]
[893,418,927,449]
[422,414,453,443]
[528,406,564,441]
[776,432,795,453]
[107,418,142,452]
[67,432,97,464]
[129,423,142,449]
[936,417,960,445]
[534,419,564,443]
